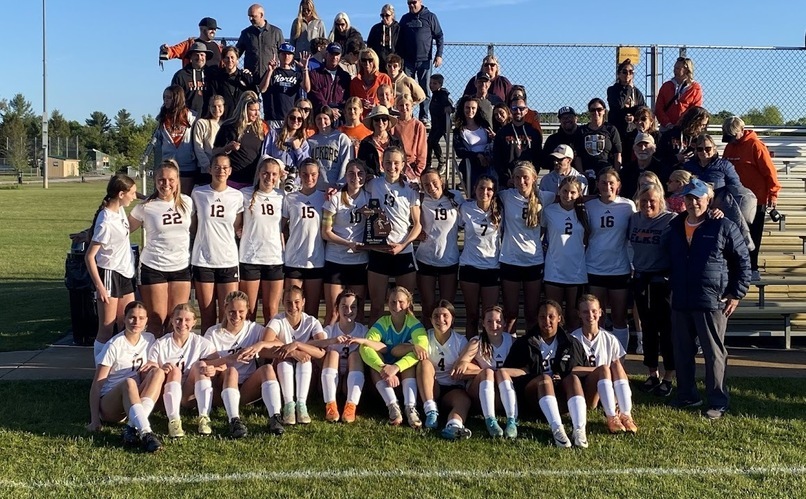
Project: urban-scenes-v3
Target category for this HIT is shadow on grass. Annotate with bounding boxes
[0,279,69,351]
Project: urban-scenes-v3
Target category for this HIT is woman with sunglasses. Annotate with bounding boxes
[683,133,743,192]
[657,106,710,169]
[213,90,268,189]
[357,105,403,178]
[607,59,646,141]
[655,57,703,131]
[294,97,317,138]
[573,98,622,177]
[350,48,392,115]
[329,12,362,53]
[367,4,400,71]
[262,108,311,180]
[462,55,512,104]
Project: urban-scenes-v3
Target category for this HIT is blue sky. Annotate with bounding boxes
[3,0,805,123]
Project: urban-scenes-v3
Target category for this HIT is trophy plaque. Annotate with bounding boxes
[359,198,392,249]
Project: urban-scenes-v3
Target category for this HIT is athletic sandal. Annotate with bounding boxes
[324,401,340,422]
[620,413,638,434]
[606,415,626,433]
[342,402,357,423]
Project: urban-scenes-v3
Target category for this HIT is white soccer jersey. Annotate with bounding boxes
[283,190,326,268]
[540,203,587,284]
[365,177,421,254]
[498,188,545,266]
[239,187,285,266]
[538,336,558,376]
[204,321,265,384]
[323,189,370,265]
[191,185,244,268]
[474,333,513,371]
[458,200,500,269]
[92,208,135,278]
[269,313,325,345]
[416,191,463,267]
[571,328,625,366]
[324,322,368,370]
[147,333,216,382]
[98,332,155,397]
[585,197,636,275]
[130,195,193,272]
[427,329,468,386]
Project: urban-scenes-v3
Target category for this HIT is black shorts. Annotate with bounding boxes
[544,281,586,290]
[588,273,631,289]
[139,264,192,285]
[179,170,198,180]
[367,252,417,277]
[458,265,499,287]
[500,263,544,283]
[192,265,240,284]
[240,263,284,281]
[416,261,459,277]
[323,261,368,285]
[99,268,135,298]
[283,266,325,280]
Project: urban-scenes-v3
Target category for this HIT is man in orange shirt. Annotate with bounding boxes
[161,17,222,68]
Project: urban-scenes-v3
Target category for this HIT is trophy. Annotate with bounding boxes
[358,198,392,250]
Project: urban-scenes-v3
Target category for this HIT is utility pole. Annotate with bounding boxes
[42,0,49,188]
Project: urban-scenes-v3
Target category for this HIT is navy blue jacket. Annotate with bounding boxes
[667,214,751,311]
[683,155,742,191]
[397,6,444,63]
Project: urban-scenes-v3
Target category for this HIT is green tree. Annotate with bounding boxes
[0,94,36,172]
[741,105,784,126]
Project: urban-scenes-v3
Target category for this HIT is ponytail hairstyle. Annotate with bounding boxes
[479,305,504,362]
[221,290,250,329]
[341,159,368,206]
[512,161,541,228]
[89,173,136,236]
[284,285,305,303]
[558,176,591,248]
[249,156,283,212]
[474,174,501,228]
[419,167,459,208]
[538,299,565,328]
[388,286,415,316]
[298,158,321,188]
[148,160,187,214]
[382,146,407,187]
[334,288,358,322]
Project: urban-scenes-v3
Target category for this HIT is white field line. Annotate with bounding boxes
[2,467,806,489]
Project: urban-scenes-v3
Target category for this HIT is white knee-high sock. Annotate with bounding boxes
[538,395,563,430]
[479,380,495,418]
[568,395,587,429]
[162,381,182,420]
[261,380,281,416]
[277,361,295,404]
[128,403,151,434]
[295,361,313,403]
[423,399,438,413]
[140,397,155,417]
[346,371,364,405]
[498,380,517,419]
[613,378,633,415]
[375,380,397,405]
[194,379,212,416]
[402,377,418,407]
[221,387,240,420]
[597,379,617,417]
[93,340,105,366]
[321,367,339,403]
[613,327,630,353]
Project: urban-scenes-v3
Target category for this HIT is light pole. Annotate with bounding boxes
[42,0,48,189]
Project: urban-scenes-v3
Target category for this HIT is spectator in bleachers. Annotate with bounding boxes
[619,133,668,201]
[722,116,781,280]
[668,178,750,420]
[170,42,214,117]
[340,39,365,78]
[657,106,709,170]
[393,94,428,181]
[607,59,646,141]
[463,55,512,104]
[289,0,326,56]
[538,145,588,196]
[542,107,578,171]
[367,4,400,73]
[655,57,702,131]
[262,107,311,174]
[427,74,453,171]
[377,85,399,117]
[236,4,285,94]
[154,85,197,195]
[258,43,311,129]
[387,54,425,107]
[397,0,444,125]
[161,17,222,68]
[213,91,268,188]
[622,106,660,161]
[350,49,392,115]
[294,98,317,138]
[340,97,372,156]
[466,72,502,124]
[493,97,542,188]
[192,95,225,184]
[329,12,362,52]
[453,97,494,193]
[574,98,622,176]
[210,47,255,122]
[308,37,330,71]
[357,105,402,178]
[682,133,742,191]
[507,86,542,135]
[308,43,352,121]
[491,103,511,134]
[308,106,353,187]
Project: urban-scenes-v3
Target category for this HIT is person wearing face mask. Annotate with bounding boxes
[620,133,669,200]
[542,107,579,171]
[607,59,646,141]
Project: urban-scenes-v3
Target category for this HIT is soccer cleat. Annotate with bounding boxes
[229,417,248,439]
[639,375,661,393]
[551,425,572,448]
[504,417,518,439]
[282,402,296,425]
[168,418,185,438]
[620,413,638,434]
[404,405,422,429]
[572,427,589,448]
[606,415,626,433]
[324,401,340,422]
[387,402,403,426]
[296,401,311,424]
[197,415,212,435]
[441,424,472,441]
[424,410,439,429]
[268,414,285,435]
[654,380,674,398]
[485,417,504,438]
[140,432,163,453]
[342,402,357,423]
[122,425,139,446]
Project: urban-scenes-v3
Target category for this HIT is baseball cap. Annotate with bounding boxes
[678,178,711,198]
[326,42,342,54]
[550,144,574,160]
[198,17,220,30]
[475,71,491,82]
[279,43,296,54]
[557,106,576,118]
[634,132,656,146]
